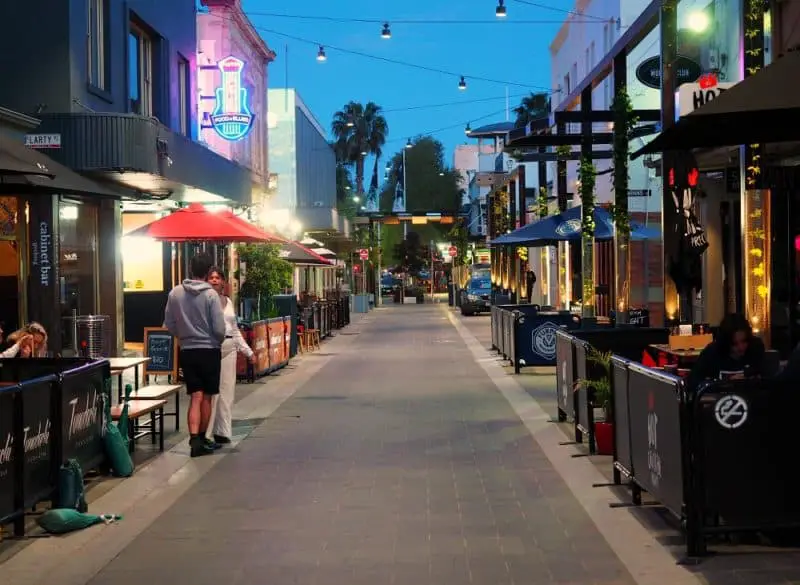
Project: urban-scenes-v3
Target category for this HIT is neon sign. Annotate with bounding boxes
[210,56,254,141]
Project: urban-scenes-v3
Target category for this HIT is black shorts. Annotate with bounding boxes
[180,348,222,395]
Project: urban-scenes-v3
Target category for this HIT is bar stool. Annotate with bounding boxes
[307,329,321,350]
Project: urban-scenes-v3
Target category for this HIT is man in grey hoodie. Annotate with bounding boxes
[164,253,226,457]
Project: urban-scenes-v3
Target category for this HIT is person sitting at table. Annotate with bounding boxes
[25,322,48,357]
[685,313,766,392]
[0,329,35,358]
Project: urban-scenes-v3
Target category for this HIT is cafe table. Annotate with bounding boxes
[648,343,705,365]
[108,357,150,402]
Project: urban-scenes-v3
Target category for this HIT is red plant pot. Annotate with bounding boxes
[594,421,614,456]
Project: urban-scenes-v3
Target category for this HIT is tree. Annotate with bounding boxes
[237,244,293,319]
[393,231,429,276]
[447,220,469,266]
[331,102,388,194]
[379,136,462,212]
[513,92,550,128]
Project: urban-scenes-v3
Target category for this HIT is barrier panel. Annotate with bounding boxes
[570,328,669,452]
[266,317,289,371]
[22,375,58,508]
[511,310,581,371]
[555,330,576,423]
[59,360,110,475]
[0,384,20,531]
[610,356,634,485]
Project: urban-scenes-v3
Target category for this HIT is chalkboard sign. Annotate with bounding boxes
[628,308,650,327]
[143,327,178,379]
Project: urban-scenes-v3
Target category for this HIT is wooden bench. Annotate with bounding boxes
[111,399,167,453]
[128,384,182,432]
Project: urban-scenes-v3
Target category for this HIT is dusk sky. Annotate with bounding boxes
[241,0,563,166]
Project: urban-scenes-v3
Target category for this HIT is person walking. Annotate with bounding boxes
[526,269,537,303]
[205,267,255,446]
[164,253,226,458]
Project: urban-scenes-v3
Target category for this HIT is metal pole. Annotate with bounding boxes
[403,147,408,239]
[376,222,382,307]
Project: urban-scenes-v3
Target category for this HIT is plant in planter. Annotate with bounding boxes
[575,347,614,455]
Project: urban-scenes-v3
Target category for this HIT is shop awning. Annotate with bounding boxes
[0,133,125,197]
[633,51,800,157]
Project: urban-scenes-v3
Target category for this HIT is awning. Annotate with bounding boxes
[279,242,333,265]
[633,51,800,157]
[0,133,124,197]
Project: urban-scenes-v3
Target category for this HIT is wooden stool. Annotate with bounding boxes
[298,332,307,353]
[307,329,321,350]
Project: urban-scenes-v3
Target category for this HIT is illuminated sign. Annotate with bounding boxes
[210,56,254,141]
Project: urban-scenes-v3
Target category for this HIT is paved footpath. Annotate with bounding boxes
[3,305,702,585]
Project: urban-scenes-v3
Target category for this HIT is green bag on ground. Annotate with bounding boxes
[102,381,134,477]
[57,459,88,513]
[37,509,121,534]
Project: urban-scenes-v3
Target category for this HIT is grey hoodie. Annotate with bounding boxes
[163,279,226,350]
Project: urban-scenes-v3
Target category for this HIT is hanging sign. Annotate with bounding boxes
[210,56,254,141]
[678,80,736,117]
[635,55,702,90]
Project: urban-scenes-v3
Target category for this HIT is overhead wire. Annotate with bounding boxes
[383,93,528,113]
[383,107,514,146]
[243,11,600,25]
[508,0,607,21]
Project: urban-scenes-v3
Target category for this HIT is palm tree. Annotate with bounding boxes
[513,92,551,128]
[331,101,388,194]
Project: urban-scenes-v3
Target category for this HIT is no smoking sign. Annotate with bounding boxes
[714,394,749,429]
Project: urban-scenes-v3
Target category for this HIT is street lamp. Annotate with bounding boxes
[353,196,360,203]
[496,0,507,18]
[316,46,327,62]
[458,76,467,91]
[687,10,710,33]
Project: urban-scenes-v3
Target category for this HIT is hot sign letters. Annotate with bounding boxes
[211,56,254,142]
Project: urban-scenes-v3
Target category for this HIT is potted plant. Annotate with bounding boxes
[575,347,614,455]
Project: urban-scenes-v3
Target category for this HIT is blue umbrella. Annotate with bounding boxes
[490,206,660,246]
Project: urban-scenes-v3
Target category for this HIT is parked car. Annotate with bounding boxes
[380,275,400,296]
[460,278,492,316]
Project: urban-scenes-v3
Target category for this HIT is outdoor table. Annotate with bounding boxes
[108,357,150,401]
[649,343,705,366]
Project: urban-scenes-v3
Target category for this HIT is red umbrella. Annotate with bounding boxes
[125,203,280,243]
[216,210,287,243]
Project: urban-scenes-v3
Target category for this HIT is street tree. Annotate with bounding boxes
[513,92,550,128]
[393,230,429,276]
[331,102,388,194]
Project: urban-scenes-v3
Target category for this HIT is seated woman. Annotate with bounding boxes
[686,313,766,392]
[0,329,34,358]
[25,322,48,357]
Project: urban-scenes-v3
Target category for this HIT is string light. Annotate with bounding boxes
[405,138,413,149]
[496,0,507,18]
[458,76,467,90]
[465,122,472,135]
[316,45,327,61]
[381,22,391,39]
[243,10,600,25]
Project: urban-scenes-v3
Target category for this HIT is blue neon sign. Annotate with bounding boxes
[210,56,254,141]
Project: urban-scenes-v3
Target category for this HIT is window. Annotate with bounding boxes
[87,0,108,90]
[603,24,609,53]
[585,47,590,76]
[178,56,190,135]
[590,41,596,69]
[129,23,153,116]
[563,73,571,94]
[571,62,578,87]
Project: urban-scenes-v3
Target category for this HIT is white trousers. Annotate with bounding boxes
[206,339,237,440]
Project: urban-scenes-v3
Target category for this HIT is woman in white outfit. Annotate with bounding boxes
[206,267,255,446]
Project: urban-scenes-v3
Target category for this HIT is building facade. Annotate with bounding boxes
[0,0,254,352]
[267,89,348,238]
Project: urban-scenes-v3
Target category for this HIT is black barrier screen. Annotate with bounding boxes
[696,381,800,528]
[60,361,109,473]
[0,358,91,383]
[21,376,56,506]
[0,386,15,522]
[611,357,633,477]
[555,331,575,419]
[575,341,591,435]
[627,365,685,518]
[573,328,669,361]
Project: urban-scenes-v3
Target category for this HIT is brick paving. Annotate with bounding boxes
[458,313,800,585]
[85,305,637,585]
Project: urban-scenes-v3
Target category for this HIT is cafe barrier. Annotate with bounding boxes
[511,310,582,372]
[0,359,110,536]
[559,328,669,454]
[555,330,576,424]
[610,355,634,488]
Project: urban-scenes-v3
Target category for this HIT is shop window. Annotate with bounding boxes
[58,200,99,349]
[121,213,164,292]
[129,22,153,116]
[178,55,190,135]
[88,0,109,91]
[0,197,21,334]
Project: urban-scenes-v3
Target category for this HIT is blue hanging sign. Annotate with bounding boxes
[210,56,254,141]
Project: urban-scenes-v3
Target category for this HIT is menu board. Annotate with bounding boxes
[143,328,178,379]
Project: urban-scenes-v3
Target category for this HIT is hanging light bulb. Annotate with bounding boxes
[406,138,413,149]
[458,76,467,91]
[381,23,392,39]
[496,0,507,18]
[385,164,391,172]
[465,123,472,135]
[346,117,354,128]
[316,46,327,62]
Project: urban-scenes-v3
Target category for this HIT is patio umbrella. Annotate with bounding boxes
[216,209,287,243]
[125,203,277,243]
[311,247,337,258]
[633,51,800,157]
[299,236,324,247]
[490,206,660,246]
[279,241,333,265]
